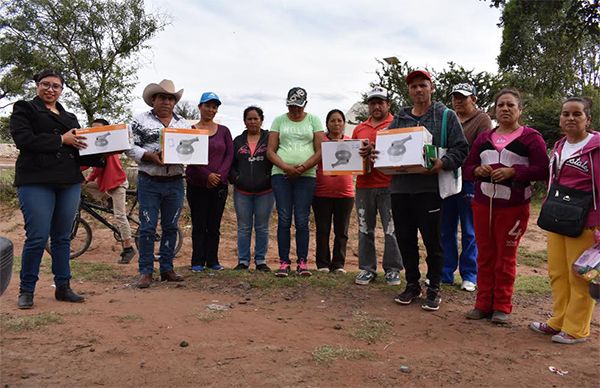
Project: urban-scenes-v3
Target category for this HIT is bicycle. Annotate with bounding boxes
[45,189,184,259]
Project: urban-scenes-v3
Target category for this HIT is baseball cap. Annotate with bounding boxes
[367,86,388,101]
[405,69,432,84]
[199,91,221,106]
[286,87,307,107]
[450,83,477,97]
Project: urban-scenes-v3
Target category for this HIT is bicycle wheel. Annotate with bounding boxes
[45,217,93,260]
[134,225,183,259]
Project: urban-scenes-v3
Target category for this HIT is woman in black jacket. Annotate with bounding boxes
[230,106,274,271]
[10,70,97,309]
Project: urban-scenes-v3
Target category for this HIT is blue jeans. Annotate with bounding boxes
[17,183,81,292]
[233,190,274,265]
[137,174,184,275]
[441,181,478,283]
[271,174,315,264]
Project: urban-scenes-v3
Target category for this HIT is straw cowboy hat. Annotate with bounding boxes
[142,79,184,107]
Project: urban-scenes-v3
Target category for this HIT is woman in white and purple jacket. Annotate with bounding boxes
[530,97,600,344]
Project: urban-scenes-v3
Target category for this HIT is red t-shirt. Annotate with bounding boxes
[314,135,355,198]
[352,113,394,189]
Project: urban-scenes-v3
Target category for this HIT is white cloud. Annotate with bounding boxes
[132,0,502,137]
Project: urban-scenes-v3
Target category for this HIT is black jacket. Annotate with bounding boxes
[10,96,102,186]
[229,129,272,193]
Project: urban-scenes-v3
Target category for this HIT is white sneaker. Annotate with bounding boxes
[332,268,347,274]
[317,268,330,273]
[461,280,476,292]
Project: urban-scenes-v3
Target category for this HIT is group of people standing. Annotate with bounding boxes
[9,68,598,345]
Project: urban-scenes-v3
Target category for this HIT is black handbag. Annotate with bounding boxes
[537,183,593,237]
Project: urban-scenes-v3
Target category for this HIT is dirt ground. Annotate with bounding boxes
[0,194,599,387]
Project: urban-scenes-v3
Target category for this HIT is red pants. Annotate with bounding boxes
[472,202,529,314]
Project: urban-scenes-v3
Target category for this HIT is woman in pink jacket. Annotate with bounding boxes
[530,97,600,344]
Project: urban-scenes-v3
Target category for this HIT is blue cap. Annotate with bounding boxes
[199,92,221,106]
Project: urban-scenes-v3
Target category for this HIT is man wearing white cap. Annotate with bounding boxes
[441,83,492,292]
[125,79,189,288]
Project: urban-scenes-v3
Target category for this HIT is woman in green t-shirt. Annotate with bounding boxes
[267,87,324,277]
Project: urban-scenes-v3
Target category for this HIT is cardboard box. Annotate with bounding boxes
[161,128,209,165]
[321,139,366,176]
[77,124,130,156]
[374,126,433,174]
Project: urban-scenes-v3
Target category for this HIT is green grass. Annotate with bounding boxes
[517,246,547,268]
[514,274,551,294]
[312,345,374,366]
[70,261,119,282]
[350,311,393,343]
[0,312,64,331]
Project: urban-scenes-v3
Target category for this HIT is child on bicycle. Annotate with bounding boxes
[82,118,136,264]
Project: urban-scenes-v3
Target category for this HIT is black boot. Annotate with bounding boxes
[17,292,34,309]
[55,282,85,303]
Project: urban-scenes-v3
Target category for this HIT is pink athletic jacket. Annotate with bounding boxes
[549,131,600,227]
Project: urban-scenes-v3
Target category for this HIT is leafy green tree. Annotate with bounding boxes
[0,0,168,122]
[174,101,200,121]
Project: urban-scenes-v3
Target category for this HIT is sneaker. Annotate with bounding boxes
[491,311,510,324]
[384,271,401,286]
[17,292,34,309]
[423,278,430,286]
[209,264,224,271]
[551,331,587,344]
[118,247,136,264]
[191,265,205,273]
[332,268,347,274]
[354,270,376,285]
[297,261,312,277]
[461,280,476,292]
[465,308,492,320]
[421,288,442,311]
[394,283,422,304]
[317,267,330,273]
[234,263,249,270]
[256,263,271,272]
[275,262,291,277]
[529,322,560,335]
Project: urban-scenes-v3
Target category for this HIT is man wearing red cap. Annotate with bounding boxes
[389,70,469,311]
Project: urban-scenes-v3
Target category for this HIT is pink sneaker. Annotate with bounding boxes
[275,262,290,277]
[297,261,312,277]
[529,322,560,335]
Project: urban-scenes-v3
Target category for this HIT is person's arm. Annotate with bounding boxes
[462,133,485,181]
[217,126,234,185]
[510,131,550,183]
[229,137,241,184]
[440,110,469,171]
[267,131,298,176]
[124,119,148,163]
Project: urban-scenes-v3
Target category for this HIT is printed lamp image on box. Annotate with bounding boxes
[321,139,366,176]
[77,124,130,156]
[161,128,209,165]
[374,126,432,174]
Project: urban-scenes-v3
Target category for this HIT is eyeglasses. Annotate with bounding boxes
[38,81,63,91]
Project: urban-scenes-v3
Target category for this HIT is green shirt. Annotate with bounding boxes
[270,112,324,177]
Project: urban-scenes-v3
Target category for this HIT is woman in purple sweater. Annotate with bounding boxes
[185,92,233,271]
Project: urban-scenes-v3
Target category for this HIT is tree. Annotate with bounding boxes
[174,101,200,121]
[0,0,168,123]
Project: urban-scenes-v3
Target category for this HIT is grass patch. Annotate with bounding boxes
[350,311,393,343]
[312,345,374,366]
[70,261,119,282]
[0,312,64,331]
[195,310,226,322]
[114,314,143,323]
[514,274,551,294]
[517,246,547,268]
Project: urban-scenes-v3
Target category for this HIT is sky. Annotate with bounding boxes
[131,0,503,137]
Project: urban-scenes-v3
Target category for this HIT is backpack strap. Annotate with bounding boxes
[440,108,450,148]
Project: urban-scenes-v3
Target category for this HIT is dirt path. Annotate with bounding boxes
[0,203,598,387]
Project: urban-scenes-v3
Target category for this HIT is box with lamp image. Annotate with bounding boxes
[373,126,433,174]
[161,128,209,165]
[321,139,367,176]
[77,123,130,156]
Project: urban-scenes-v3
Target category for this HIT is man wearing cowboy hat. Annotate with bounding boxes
[125,79,189,288]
